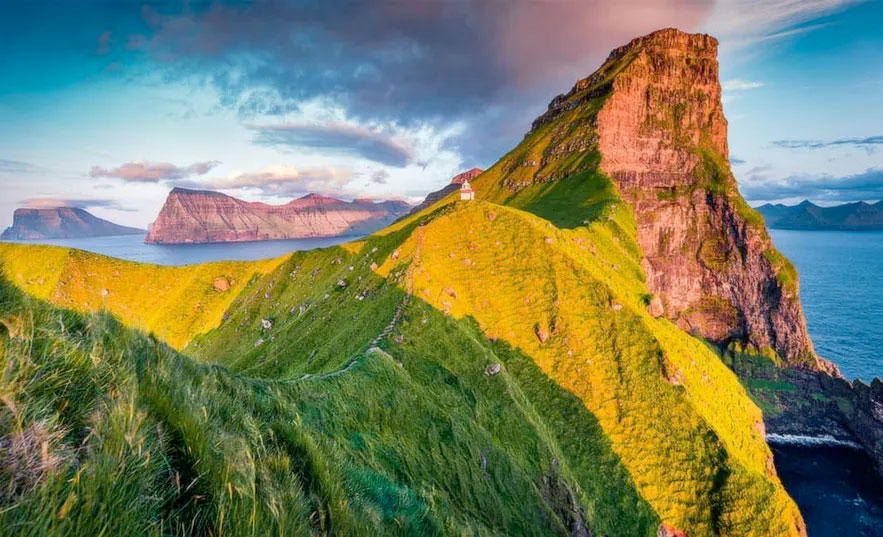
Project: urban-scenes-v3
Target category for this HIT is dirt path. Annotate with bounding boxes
[295,227,424,382]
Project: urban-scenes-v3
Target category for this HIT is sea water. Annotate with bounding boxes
[1,233,356,266]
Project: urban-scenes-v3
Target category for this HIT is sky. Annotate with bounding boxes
[1,0,882,229]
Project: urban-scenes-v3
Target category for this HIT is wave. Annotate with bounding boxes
[766,433,862,449]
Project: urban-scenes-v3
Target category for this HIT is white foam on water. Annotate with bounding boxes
[766,433,862,449]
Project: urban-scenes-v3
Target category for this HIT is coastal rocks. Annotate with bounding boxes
[145,188,411,244]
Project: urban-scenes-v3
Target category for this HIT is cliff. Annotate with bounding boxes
[144,188,411,244]
[1,207,144,240]
[471,28,829,372]
[757,200,883,230]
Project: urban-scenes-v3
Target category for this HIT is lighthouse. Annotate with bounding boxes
[459,179,475,201]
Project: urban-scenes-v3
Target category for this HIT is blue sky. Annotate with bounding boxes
[1,0,882,229]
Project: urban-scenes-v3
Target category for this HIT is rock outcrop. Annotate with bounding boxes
[1,207,144,240]
[520,29,827,371]
[145,188,411,244]
[593,29,823,368]
[407,168,484,216]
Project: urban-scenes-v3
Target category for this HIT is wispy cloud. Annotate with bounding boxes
[250,123,414,168]
[89,160,220,182]
[705,0,859,44]
[772,135,883,150]
[19,197,136,212]
[0,159,37,173]
[95,31,112,55]
[722,79,765,104]
[178,165,353,198]
[722,79,765,91]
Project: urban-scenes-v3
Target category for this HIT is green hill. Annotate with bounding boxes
[0,28,822,536]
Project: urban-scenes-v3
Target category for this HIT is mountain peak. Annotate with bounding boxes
[170,186,229,197]
[605,28,717,63]
[450,168,483,185]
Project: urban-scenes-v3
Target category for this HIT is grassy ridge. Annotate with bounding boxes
[0,194,805,535]
[0,264,658,536]
[0,243,282,349]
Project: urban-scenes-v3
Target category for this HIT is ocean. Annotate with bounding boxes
[770,229,883,382]
[0,233,357,266]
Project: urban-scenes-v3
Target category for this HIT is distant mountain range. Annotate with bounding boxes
[0,207,144,240]
[144,188,412,244]
[756,200,883,230]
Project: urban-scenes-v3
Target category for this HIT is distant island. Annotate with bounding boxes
[144,187,412,244]
[0,207,144,240]
[756,200,883,230]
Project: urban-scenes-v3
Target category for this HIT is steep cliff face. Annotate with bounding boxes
[1,207,144,240]
[593,30,820,368]
[471,29,829,372]
[145,188,411,244]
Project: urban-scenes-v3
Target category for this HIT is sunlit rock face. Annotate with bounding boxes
[145,188,411,244]
[554,29,822,368]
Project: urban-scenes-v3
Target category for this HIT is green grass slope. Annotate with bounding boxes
[0,196,805,535]
[0,243,282,349]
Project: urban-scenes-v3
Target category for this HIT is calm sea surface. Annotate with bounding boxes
[1,233,357,266]
[769,229,883,382]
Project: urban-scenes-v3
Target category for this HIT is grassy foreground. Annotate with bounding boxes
[0,188,806,536]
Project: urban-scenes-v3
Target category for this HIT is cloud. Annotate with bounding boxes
[179,165,353,197]
[20,197,136,212]
[250,123,413,167]
[95,31,112,55]
[138,1,711,164]
[370,170,390,185]
[722,79,765,91]
[772,135,883,150]
[739,167,883,202]
[703,0,859,44]
[89,160,220,182]
[0,159,36,173]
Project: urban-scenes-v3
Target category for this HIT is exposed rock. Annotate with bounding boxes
[657,524,687,537]
[529,28,824,370]
[336,279,347,288]
[486,211,496,221]
[213,277,230,292]
[647,295,664,318]
[535,327,549,343]
[145,188,411,244]
[485,363,501,376]
[1,207,144,240]
[261,319,272,330]
[610,301,623,312]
